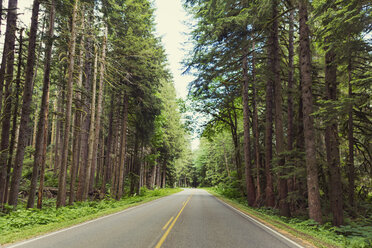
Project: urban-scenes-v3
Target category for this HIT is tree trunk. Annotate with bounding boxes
[324,50,343,226]
[271,0,290,217]
[8,0,40,207]
[69,14,85,205]
[116,95,128,199]
[299,0,322,223]
[0,0,18,207]
[91,27,107,191]
[4,28,23,204]
[27,0,55,208]
[242,46,256,206]
[84,50,98,199]
[162,158,166,188]
[77,8,93,201]
[264,60,275,207]
[56,0,78,208]
[251,41,261,205]
[102,96,114,194]
[287,8,295,202]
[37,116,49,209]
[347,59,355,211]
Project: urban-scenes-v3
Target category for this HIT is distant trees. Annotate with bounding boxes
[184,0,371,226]
[0,0,187,211]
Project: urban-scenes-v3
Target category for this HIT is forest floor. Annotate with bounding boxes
[205,187,372,248]
[0,188,182,245]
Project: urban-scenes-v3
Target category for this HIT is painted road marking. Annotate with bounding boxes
[162,216,174,230]
[155,194,193,248]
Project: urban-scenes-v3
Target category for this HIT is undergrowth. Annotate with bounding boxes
[209,185,372,248]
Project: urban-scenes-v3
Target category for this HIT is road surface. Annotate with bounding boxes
[8,189,303,248]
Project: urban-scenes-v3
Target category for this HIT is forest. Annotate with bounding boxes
[0,0,188,212]
[178,0,371,243]
[0,0,371,247]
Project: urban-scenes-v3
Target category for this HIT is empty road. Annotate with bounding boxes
[8,189,303,248]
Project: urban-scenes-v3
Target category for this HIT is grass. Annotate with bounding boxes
[205,187,372,248]
[0,187,182,245]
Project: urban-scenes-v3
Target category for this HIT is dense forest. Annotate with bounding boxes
[0,0,371,245]
[0,0,188,211]
[179,0,371,228]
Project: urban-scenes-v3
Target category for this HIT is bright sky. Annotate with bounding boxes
[153,0,194,100]
[153,0,200,150]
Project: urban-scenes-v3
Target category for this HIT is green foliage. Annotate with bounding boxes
[208,187,372,248]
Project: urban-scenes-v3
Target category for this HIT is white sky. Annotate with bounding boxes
[153,0,194,100]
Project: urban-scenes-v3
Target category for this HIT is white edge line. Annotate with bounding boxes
[210,193,304,248]
[6,191,184,248]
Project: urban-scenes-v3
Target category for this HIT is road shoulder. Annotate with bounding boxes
[206,189,338,248]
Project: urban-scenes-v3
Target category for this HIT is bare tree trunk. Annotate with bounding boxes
[299,0,322,223]
[91,27,107,191]
[69,13,85,204]
[0,0,18,207]
[77,7,93,201]
[111,121,119,199]
[84,50,98,199]
[56,0,78,208]
[287,8,295,203]
[117,95,128,199]
[251,41,261,205]
[271,0,289,217]
[242,45,255,206]
[8,0,40,207]
[4,28,23,204]
[162,159,166,188]
[102,96,114,194]
[28,0,55,208]
[324,50,343,226]
[264,63,275,207]
[53,91,62,174]
[347,59,355,211]
[37,116,48,209]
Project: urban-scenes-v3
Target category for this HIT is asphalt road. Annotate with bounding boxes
[8,189,303,248]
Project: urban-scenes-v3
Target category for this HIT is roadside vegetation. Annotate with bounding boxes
[207,187,371,248]
[0,188,181,245]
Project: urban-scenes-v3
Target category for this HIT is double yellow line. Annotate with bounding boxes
[155,194,193,248]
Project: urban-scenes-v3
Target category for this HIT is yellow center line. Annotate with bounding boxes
[155,193,194,248]
[162,216,174,230]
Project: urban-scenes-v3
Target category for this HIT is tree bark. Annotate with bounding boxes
[116,95,128,199]
[264,61,275,207]
[102,96,114,194]
[324,49,343,226]
[287,8,295,200]
[271,0,290,217]
[4,28,23,204]
[299,0,322,223]
[347,59,355,211]
[251,41,261,205]
[242,46,256,206]
[90,27,107,191]
[56,0,78,208]
[8,0,40,207]
[27,0,55,208]
[0,0,18,207]
[69,14,85,204]
[37,115,48,209]
[84,50,98,199]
